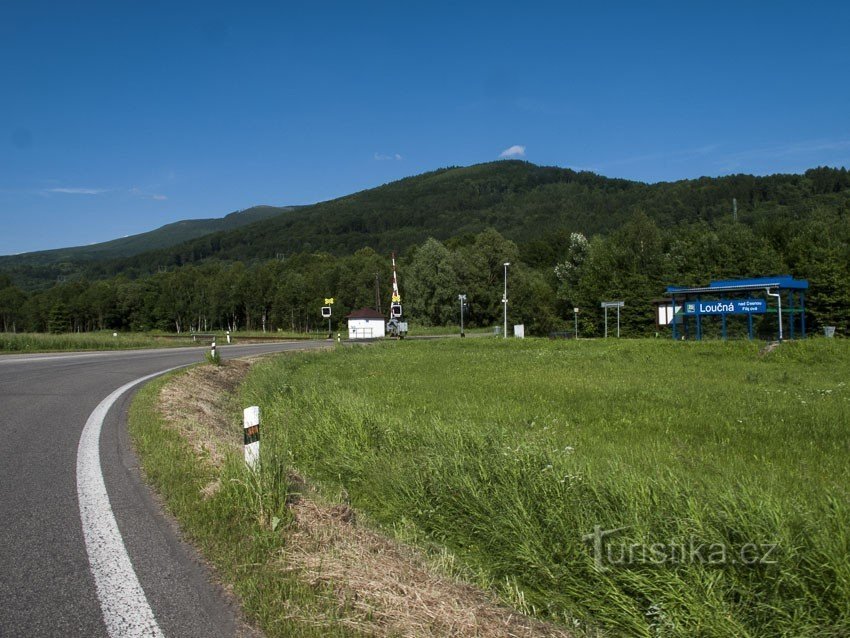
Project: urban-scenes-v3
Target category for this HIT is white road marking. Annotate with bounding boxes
[76,369,180,638]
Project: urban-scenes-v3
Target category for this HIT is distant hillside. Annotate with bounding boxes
[0,205,294,288]
[96,161,850,275]
[3,161,850,288]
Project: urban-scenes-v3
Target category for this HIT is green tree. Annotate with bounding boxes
[405,238,459,326]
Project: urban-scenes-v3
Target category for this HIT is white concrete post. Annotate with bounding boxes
[226,330,231,344]
[243,406,260,469]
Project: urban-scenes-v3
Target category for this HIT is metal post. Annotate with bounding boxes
[696,297,702,341]
[788,290,794,339]
[671,295,677,340]
[574,308,578,339]
[604,306,608,338]
[616,305,620,338]
[767,288,783,341]
[503,263,510,339]
[459,294,466,337]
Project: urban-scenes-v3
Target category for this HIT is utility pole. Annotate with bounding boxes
[374,273,382,314]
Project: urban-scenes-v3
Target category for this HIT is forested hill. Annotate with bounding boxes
[4,161,850,289]
[0,205,294,288]
[82,161,850,277]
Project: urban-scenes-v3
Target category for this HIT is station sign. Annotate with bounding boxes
[682,299,766,315]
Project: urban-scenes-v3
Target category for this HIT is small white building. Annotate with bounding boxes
[346,307,386,340]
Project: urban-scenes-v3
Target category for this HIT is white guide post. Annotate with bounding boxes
[243,406,260,469]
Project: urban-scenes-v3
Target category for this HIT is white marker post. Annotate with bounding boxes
[243,406,260,470]
[226,330,231,344]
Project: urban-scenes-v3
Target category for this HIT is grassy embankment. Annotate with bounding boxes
[236,338,850,637]
[129,371,363,638]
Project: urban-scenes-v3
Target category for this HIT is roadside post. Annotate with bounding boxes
[226,330,231,344]
[573,307,579,339]
[210,340,216,359]
[243,406,260,469]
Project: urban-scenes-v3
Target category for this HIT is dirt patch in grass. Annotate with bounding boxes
[158,359,573,638]
[282,499,572,638]
[158,359,252,469]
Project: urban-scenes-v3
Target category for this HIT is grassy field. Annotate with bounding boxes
[0,331,201,353]
[0,330,319,353]
[238,338,850,637]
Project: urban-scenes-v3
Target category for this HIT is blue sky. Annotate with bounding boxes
[2,1,849,255]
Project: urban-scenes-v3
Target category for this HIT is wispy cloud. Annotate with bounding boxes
[46,187,106,195]
[374,152,403,161]
[130,187,168,201]
[600,144,720,169]
[719,138,850,165]
[499,145,526,158]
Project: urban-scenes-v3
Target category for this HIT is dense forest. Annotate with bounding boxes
[1,162,848,337]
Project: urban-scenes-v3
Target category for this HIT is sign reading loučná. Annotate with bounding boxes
[683,299,767,315]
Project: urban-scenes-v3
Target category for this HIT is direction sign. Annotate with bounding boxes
[600,301,625,308]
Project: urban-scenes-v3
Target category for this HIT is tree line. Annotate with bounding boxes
[1,205,848,337]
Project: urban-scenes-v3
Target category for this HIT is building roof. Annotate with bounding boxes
[666,275,808,296]
[345,307,386,320]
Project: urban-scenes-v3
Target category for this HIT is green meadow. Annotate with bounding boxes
[240,338,850,637]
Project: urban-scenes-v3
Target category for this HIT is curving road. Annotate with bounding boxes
[0,341,328,637]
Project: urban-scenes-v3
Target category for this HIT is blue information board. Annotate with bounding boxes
[682,299,766,315]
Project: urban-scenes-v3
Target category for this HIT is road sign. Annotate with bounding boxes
[324,297,334,305]
[321,306,332,317]
[601,300,624,338]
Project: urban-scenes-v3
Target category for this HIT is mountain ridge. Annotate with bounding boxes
[2,160,849,290]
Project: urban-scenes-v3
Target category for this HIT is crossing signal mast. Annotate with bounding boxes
[386,252,408,338]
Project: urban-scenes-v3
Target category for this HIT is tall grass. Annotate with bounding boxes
[0,331,195,353]
[241,338,850,637]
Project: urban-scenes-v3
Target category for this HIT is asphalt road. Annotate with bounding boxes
[0,341,329,637]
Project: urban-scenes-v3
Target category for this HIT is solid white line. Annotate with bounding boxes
[76,369,180,638]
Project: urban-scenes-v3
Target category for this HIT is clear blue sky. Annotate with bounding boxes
[2,1,849,255]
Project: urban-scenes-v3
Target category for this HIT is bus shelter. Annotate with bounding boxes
[664,276,808,341]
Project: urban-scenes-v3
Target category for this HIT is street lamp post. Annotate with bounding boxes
[503,262,510,339]
[574,307,579,339]
[458,294,466,337]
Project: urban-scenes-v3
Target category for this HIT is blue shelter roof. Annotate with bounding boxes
[667,275,808,295]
